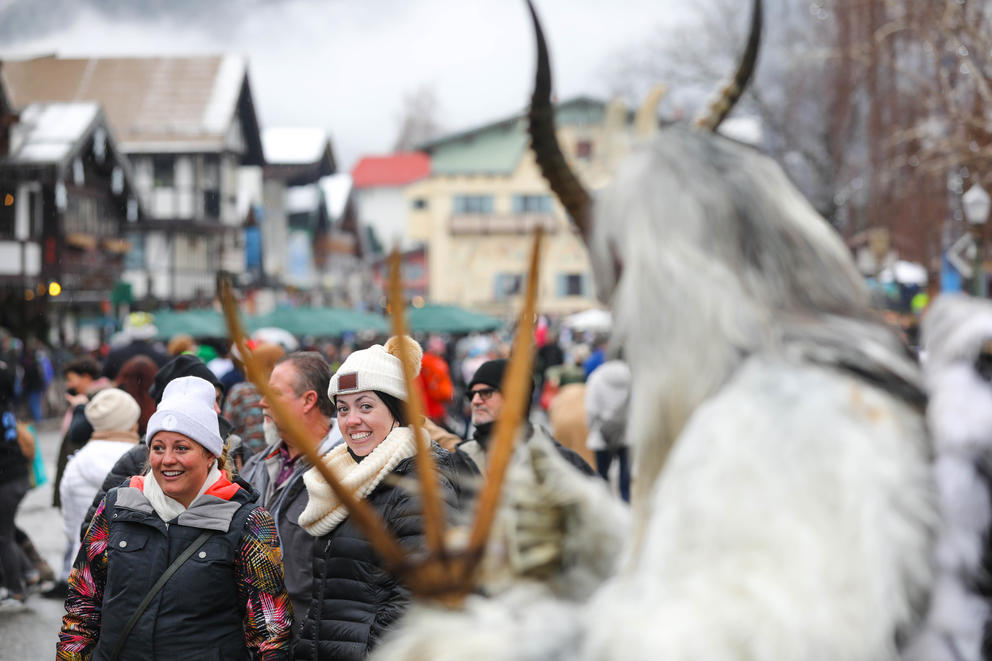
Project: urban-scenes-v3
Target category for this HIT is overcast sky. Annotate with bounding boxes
[1,0,696,170]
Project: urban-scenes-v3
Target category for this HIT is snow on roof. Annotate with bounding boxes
[263,127,329,164]
[8,102,100,164]
[352,152,430,188]
[285,183,322,213]
[320,174,352,222]
[202,55,246,135]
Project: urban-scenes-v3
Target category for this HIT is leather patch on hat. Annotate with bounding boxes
[338,372,358,391]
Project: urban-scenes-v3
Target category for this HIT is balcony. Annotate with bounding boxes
[449,212,558,235]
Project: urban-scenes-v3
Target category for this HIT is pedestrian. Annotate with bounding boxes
[53,357,111,508]
[57,376,293,659]
[584,359,632,502]
[57,389,141,592]
[294,336,462,661]
[459,358,594,476]
[240,350,339,628]
[0,360,30,610]
[416,335,454,427]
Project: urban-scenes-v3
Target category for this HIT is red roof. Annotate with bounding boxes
[351,152,430,188]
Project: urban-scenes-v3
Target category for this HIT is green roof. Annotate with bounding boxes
[422,97,607,176]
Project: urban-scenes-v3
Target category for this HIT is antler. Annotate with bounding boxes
[693,0,763,132]
[386,251,447,557]
[525,0,593,242]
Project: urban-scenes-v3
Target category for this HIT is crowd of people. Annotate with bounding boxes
[0,312,630,659]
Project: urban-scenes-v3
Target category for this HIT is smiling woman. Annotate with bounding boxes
[294,335,466,661]
[57,376,293,661]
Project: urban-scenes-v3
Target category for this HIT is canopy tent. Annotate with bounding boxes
[153,309,228,340]
[405,304,502,334]
[246,306,389,337]
[562,308,612,333]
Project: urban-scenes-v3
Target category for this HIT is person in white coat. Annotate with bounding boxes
[584,359,632,502]
[58,388,141,576]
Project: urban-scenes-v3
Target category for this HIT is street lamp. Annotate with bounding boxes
[963,183,990,297]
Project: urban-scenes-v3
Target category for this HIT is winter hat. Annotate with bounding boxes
[84,388,141,432]
[146,376,223,456]
[328,336,422,402]
[468,359,508,391]
[468,358,535,407]
[150,354,222,404]
[124,311,157,341]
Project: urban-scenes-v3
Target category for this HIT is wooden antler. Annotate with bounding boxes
[219,226,544,605]
[386,250,447,557]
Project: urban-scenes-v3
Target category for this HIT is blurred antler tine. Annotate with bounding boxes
[219,278,407,569]
[387,250,447,557]
[465,228,544,556]
[693,0,762,131]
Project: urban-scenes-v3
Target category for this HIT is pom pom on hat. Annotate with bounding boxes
[329,335,422,402]
[146,376,223,456]
[85,388,141,432]
[384,335,423,378]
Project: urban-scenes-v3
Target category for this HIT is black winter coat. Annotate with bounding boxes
[294,445,462,661]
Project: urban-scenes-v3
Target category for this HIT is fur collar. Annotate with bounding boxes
[298,426,417,536]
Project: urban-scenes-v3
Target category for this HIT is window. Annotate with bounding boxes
[411,198,428,210]
[557,273,588,297]
[152,155,174,188]
[204,191,221,219]
[0,191,14,239]
[575,140,593,160]
[203,156,220,219]
[494,273,523,301]
[453,194,493,214]
[124,232,144,269]
[512,194,552,214]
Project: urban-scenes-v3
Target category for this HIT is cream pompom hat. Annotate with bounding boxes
[327,335,422,402]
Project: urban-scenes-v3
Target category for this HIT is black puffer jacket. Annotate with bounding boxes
[294,444,462,661]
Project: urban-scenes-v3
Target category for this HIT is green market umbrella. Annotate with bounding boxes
[405,304,502,334]
[247,306,389,337]
[153,308,228,340]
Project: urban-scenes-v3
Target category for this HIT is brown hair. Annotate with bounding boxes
[116,355,158,436]
[167,334,196,357]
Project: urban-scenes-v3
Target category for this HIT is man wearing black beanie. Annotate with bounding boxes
[458,359,593,476]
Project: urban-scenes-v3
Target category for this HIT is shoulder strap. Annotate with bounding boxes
[109,529,214,661]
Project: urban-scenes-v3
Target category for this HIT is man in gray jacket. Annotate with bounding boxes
[239,351,342,626]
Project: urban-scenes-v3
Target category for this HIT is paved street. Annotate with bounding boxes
[3,423,71,659]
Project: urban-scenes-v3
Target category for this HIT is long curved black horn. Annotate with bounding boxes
[525,0,592,242]
[694,0,762,132]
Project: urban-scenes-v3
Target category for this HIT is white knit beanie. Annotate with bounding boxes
[84,388,141,432]
[328,336,422,402]
[145,376,223,456]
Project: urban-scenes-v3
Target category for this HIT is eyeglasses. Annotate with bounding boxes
[466,387,497,402]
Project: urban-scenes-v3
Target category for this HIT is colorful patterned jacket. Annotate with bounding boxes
[57,474,292,660]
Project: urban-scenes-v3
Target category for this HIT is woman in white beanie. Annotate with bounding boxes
[295,336,463,661]
[57,388,142,588]
[58,376,293,660]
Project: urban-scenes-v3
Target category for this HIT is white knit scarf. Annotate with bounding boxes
[298,426,418,536]
[142,464,222,523]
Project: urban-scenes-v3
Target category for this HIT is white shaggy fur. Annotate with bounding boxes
[373,129,936,661]
[903,295,992,661]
